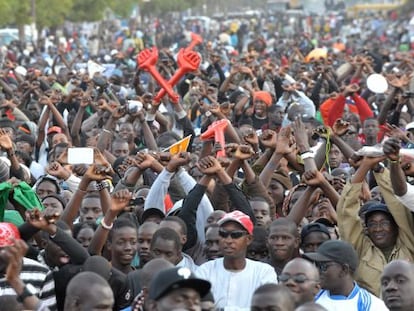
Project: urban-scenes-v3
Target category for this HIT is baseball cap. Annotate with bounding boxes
[16,134,35,147]
[217,211,253,235]
[47,126,62,135]
[149,267,211,300]
[406,122,414,131]
[0,222,21,247]
[313,218,336,228]
[140,208,165,224]
[303,240,359,271]
[300,222,331,242]
[362,202,392,223]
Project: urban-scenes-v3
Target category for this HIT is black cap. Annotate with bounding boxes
[313,218,335,228]
[363,202,392,223]
[301,223,331,242]
[149,267,211,300]
[0,118,16,131]
[16,134,35,147]
[140,208,165,224]
[303,240,359,271]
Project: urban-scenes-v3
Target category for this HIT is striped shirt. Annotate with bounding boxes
[0,257,57,310]
[315,283,388,311]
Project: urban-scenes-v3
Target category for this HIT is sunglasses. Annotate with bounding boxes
[278,274,315,284]
[218,229,248,239]
[316,262,341,272]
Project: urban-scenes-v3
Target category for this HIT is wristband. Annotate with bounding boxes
[101,218,113,230]
[389,157,400,164]
[103,129,112,134]
[301,152,315,160]
[146,113,156,122]
[95,180,110,191]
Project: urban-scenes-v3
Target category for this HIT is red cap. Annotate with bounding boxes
[218,211,253,234]
[0,222,20,247]
[47,126,62,135]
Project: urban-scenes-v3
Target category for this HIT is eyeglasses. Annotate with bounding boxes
[278,274,316,284]
[316,262,340,272]
[218,229,248,239]
[366,220,392,230]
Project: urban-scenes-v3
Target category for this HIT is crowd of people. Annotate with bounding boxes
[1,3,414,311]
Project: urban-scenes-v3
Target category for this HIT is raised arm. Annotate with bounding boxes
[88,190,133,255]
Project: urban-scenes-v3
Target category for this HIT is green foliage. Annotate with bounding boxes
[0,0,30,27]
[141,0,201,15]
[36,0,73,28]
[67,0,109,22]
[0,0,203,29]
[108,0,138,18]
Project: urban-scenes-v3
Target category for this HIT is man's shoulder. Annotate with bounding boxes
[22,257,51,273]
[365,290,388,310]
[198,258,223,269]
[246,259,276,274]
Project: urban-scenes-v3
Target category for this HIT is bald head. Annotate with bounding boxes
[251,283,295,311]
[281,258,320,306]
[141,258,174,288]
[139,221,159,233]
[382,260,414,311]
[295,302,328,311]
[283,258,319,279]
[64,272,114,311]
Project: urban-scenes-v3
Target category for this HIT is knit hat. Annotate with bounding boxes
[253,91,272,107]
[271,170,292,190]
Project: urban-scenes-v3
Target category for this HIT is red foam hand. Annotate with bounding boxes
[200,119,229,158]
[137,47,179,103]
[186,33,203,51]
[137,47,158,70]
[154,49,201,103]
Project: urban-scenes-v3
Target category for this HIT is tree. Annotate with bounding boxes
[0,0,18,26]
[141,0,202,16]
[67,0,108,22]
[36,0,73,29]
[108,0,137,18]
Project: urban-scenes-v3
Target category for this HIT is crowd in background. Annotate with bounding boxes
[0,4,414,311]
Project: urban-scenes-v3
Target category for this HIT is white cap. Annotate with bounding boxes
[406,122,414,131]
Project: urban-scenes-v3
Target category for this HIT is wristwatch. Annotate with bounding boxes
[16,283,37,303]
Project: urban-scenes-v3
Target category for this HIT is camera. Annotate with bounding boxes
[128,197,145,206]
[120,100,143,114]
[92,76,108,94]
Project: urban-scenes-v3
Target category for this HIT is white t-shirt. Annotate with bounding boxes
[316,283,389,311]
[176,252,198,272]
[396,182,414,211]
[196,258,277,310]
